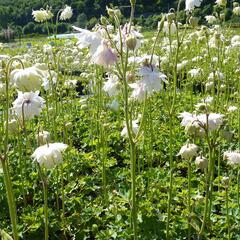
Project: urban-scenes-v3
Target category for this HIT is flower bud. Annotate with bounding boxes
[100,16,108,26]
[222,176,229,187]
[233,2,239,8]
[189,16,199,27]
[126,35,137,50]
[166,13,175,22]
[195,156,208,170]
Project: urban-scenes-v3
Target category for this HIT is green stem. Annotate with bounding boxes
[188,158,191,240]
[225,186,230,240]
[38,166,48,240]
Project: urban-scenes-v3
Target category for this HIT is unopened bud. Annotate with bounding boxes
[100,16,108,26]
[166,13,175,22]
[222,176,229,187]
[189,16,199,27]
[126,35,137,50]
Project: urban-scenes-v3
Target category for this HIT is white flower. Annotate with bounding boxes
[227,106,237,113]
[32,9,53,23]
[188,68,203,79]
[224,151,240,166]
[197,113,224,131]
[108,99,119,112]
[91,40,117,67]
[121,120,139,138]
[208,71,224,81]
[178,143,198,160]
[64,80,78,88]
[103,75,119,96]
[60,5,73,20]
[205,16,217,24]
[195,156,208,170]
[10,67,43,92]
[129,82,146,102]
[36,131,50,145]
[163,21,177,35]
[138,65,167,94]
[12,92,45,120]
[179,112,224,132]
[185,0,202,11]
[233,7,240,16]
[73,26,102,55]
[32,143,68,169]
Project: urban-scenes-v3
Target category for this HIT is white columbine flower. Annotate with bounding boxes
[233,7,240,16]
[227,106,237,113]
[92,40,117,67]
[138,65,167,94]
[60,5,73,21]
[32,9,53,23]
[108,99,119,112]
[129,82,146,102]
[32,143,68,169]
[205,15,217,24]
[121,120,139,138]
[12,91,45,120]
[36,131,50,146]
[163,21,177,35]
[73,26,102,55]
[10,67,43,92]
[224,151,240,166]
[185,0,202,11]
[188,68,203,79]
[103,75,119,96]
[179,112,224,132]
[178,143,198,160]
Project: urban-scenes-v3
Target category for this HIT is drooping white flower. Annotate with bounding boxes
[36,131,50,146]
[185,0,202,11]
[73,26,102,55]
[108,99,119,112]
[163,21,177,35]
[224,151,240,166]
[10,67,43,92]
[32,143,68,169]
[32,9,53,23]
[195,156,208,170]
[129,82,146,102]
[188,68,203,79]
[197,113,224,131]
[121,120,139,138]
[178,143,198,160]
[208,71,224,81]
[233,7,240,16]
[103,75,119,96]
[60,5,73,20]
[227,106,237,113]
[138,65,167,94]
[205,15,217,24]
[91,40,117,67]
[179,112,224,132]
[12,91,45,120]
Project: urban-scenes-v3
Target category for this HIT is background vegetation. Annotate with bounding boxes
[0,0,238,36]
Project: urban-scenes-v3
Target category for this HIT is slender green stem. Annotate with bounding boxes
[225,186,230,240]
[188,158,191,240]
[38,165,48,240]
